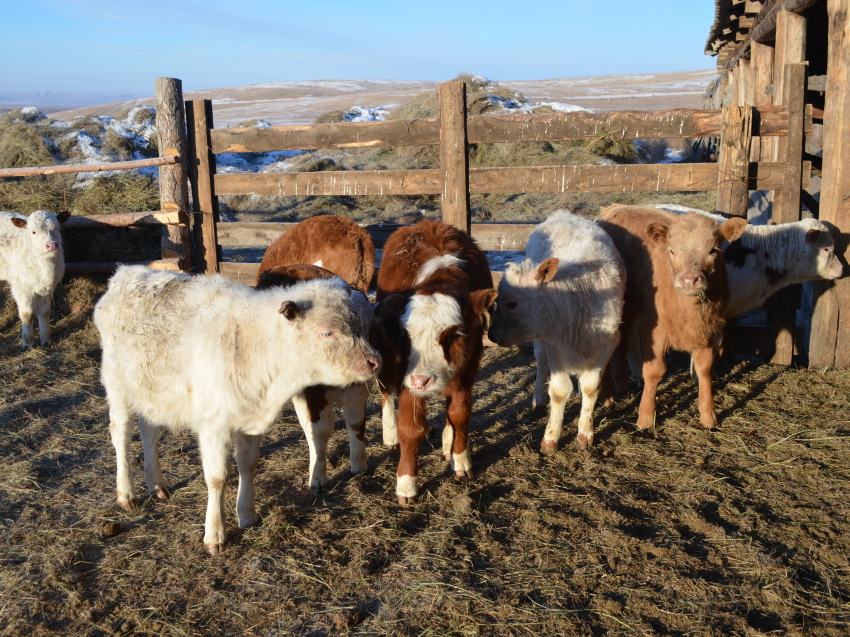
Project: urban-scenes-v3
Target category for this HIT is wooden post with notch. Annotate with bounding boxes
[769,62,807,365]
[186,99,220,274]
[810,0,850,369]
[155,77,191,272]
[715,105,753,217]
[439,81,471,233]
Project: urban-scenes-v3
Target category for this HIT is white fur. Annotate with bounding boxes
[382,394,398,447]
[95,265,379,553]
[414,254,464,285]
[0,210,66,349]
[489,210,626,450]
[401,292,464,394]
[396,474,418,501]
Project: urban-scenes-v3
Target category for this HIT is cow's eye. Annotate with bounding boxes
[506,301,518,310]
[318,329,335,339]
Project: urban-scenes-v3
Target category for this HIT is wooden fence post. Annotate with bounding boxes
[715,105,753,217]
[186,99,220,275]
[155,77,192,272]
[770,62,808,365]
[439,81,471,233]
[810,0,850,369]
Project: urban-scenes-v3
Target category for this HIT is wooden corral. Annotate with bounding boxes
[705,0,850,368]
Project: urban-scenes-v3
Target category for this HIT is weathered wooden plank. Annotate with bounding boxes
[213,161,804,200]
[716,106,753,216]
[439,81,471,232]
[811,0,850,369]
[217,220,536,251]
[0,155,178,177]
[214,169,444,196]
[155,77,192,271]
[187,99,221,274]
[62,210,188,230]
[64,259,183,276]
[210,119,440,153]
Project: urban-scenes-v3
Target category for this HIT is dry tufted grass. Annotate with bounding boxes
[0,275,848,636]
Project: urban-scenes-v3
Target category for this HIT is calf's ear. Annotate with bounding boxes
[534,258,559,284]
[278,300,301,320]
[805,228,821,244]
[10,217,26,229]
[645,222,669,245]
[56,211,71,224]
[471,288,498,317]
[719,217,747,242]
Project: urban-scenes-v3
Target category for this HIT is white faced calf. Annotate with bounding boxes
[95,266,380,554]
[0,210,71,349]
[488,210,625,451]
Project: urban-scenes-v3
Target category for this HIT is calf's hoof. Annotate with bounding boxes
[117,497,138,511]
[576,434,593,451]
[205,542,225,556]
[384,443,399,451]
[700,414,718,430]
[454,470,471,482]
[152,486,171,500]
[238,512,261,529]
[397,495,417,506]
[539,439,558,455]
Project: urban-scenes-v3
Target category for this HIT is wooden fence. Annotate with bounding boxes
[185,79,813,361]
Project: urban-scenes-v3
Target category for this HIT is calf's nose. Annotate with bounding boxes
[350,356,381,375]
[409,375,433,391]
[45,241,59,251]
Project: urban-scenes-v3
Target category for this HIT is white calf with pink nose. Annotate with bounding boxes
[0,210,71,349]
[94,266,381,554]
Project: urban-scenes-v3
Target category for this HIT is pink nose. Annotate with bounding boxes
[45,242,59,251]
[409,375,433,391]
[677,274,702,290]
[350,357,381,375]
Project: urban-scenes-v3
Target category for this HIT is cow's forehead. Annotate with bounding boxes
[668,215,720,252]
[402,292,463,337]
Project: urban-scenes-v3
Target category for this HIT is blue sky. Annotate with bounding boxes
[1,0,716,96]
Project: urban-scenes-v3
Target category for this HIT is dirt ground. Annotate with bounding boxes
[1,278,849,637]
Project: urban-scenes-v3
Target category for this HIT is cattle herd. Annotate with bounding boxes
[0,205,844,554]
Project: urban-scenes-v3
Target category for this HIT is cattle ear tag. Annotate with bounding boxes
[10,217,26,229]
[805,229,821,244]
[278,300,301,320]
[534,258,559,284]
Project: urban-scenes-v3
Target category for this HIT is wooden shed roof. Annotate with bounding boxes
[705,0,821,69]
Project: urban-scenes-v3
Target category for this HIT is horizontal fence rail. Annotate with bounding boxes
[0,155,180,178]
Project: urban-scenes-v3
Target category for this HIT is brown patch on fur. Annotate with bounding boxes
[256,264,336,290]
[304,385,329,424]
[255,216,375,292]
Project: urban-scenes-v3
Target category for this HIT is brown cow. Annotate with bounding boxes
[256,215,375,293]
[375,220,496,504]
[596,204,747,430]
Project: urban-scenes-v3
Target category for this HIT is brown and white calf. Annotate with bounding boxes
[256,214,375,293]
[95,266,380,554]
[375,220,496,504]
[256,263,376,493]
[596,204,747,430]
[488,210,626,451]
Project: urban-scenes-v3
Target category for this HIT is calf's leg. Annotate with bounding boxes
[576,367,604,449]
[35,294,52,347]
[444,379,473,480]
[692,346,718,429]
[380,386,399,449]
[109,402,138,510]
[343,382,369,475]
[637,331,667,430]
[292,390,333,494]
[139,416,170,500]
[11,287,36,349]
[541,347,573,453]
[234,432,263,528]
[532,340,549,409]
[396,389,428,505]
[199,431,231,555]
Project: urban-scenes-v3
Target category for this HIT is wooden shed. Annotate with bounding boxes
[704,0,849,368]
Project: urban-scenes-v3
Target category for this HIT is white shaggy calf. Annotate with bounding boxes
[0,210,70,349]
[94,266,381,554]
[488,210,626,451]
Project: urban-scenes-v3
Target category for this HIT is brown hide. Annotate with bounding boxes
[374,220,495,502]
[597,204,741,430]
[255,264,337,290]
[256,215,375,292]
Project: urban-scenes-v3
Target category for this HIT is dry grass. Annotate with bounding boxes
[0,276,848,636]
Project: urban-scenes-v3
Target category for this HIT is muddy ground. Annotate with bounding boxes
[1,278,849,636]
